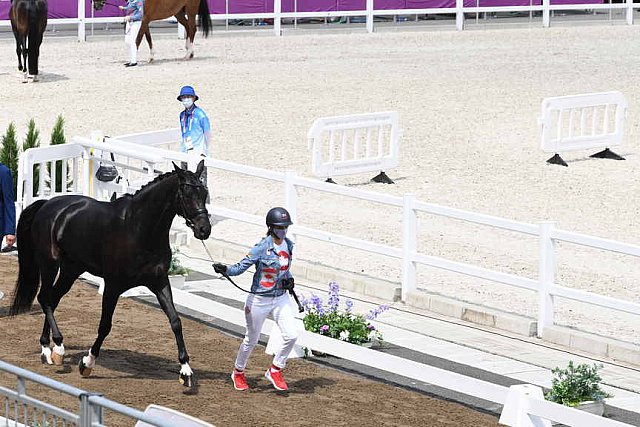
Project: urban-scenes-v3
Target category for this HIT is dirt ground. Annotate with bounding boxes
[0,254,498,427]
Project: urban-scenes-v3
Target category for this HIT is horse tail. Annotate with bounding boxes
[10,199,47,316]
[197,0,211,38]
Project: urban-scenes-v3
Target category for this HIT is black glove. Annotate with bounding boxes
[213,263,227,274]
[282,277,295,291]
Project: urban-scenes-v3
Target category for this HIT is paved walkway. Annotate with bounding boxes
[163,248,640,425]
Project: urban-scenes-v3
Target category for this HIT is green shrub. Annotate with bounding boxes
[168,248,189,276]
[23,119,41,196]
[0,122,19,200]
[49,115,69,192]
[545,361,611,406]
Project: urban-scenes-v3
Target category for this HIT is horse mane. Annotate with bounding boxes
[132,170,177,197]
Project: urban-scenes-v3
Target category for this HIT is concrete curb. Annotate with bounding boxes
[543,326,640,367]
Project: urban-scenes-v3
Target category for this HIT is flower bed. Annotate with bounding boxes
[300,282,389,347]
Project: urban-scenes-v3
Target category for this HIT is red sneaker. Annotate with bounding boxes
[231,370,249,391]
[265,367,288,391]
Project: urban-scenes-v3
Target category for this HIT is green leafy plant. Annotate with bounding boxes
[545,361,611,407]
[0,122,19,200]
[48,115,70,193]
[168,248,189,276]
[23,119,41,196]
[301,282,388,347]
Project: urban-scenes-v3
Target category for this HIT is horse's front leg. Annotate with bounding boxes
[79,285,119,377]
[144,29,154,63]
[154,281,193,388]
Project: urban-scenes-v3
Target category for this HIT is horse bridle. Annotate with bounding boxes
[176,181,208,230]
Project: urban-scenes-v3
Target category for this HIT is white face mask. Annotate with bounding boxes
[181,98,194,109]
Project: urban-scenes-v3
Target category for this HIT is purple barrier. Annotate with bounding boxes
[0,0,605,21]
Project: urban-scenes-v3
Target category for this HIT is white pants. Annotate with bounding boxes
[125,21,141,64]
[234,293,299,371]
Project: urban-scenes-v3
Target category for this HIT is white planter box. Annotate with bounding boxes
[169,275,187,290]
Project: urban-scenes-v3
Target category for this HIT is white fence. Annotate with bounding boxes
[15,129,640,343]
[0,0,638,41]
[539,91,628,164]
[14,132,640,426]
[307,111,400,182]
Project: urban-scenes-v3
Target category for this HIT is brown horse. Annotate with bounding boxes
[136,0,211,60]
[10,0,48,82]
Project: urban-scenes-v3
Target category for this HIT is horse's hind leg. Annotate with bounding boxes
[38,262,82,365]
[144,29,154,63]
[79,284,119,377]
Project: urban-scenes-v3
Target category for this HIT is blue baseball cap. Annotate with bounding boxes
[177,86,199,101]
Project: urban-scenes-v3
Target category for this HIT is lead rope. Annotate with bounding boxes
[199,240,304,313]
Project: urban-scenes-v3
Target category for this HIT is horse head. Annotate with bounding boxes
[92,0,107,11]
[173,160,211,240]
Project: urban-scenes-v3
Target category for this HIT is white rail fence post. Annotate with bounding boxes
[542,0,551,27]
[456,0,465,31]
[366,0,374,33]
[82,148,92,197]
[78,0,86,41]
[537,221,555,338]
[626,0,634,25]
[284,170,298,242]
[274,0,282,36]
[402,194,417,302]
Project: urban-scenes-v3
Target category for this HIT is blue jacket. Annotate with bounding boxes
[123,0,144,22]
[179,105,211,156]
[0,164,16,237]
[227,235,294,297]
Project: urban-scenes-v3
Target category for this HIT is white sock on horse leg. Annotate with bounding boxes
[180,363,193,376]
[52,344,65,356]
[82,350,96,368]
[41,346,53,364]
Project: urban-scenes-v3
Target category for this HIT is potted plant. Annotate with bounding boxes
[300,282,389,356]
[545,361,611,417]
[168,248,189,290]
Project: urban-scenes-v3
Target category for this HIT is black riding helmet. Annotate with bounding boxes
[266,207,293,227]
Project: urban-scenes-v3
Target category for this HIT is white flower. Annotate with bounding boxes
[339,330,350,341]
[368,330,378,341]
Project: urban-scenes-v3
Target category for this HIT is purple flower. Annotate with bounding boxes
[320,325,330,333]
[366,304,390,320]
[345,300,354,313]
[367,324,375,330]
[327,282,340,313]
[310,294,324,315]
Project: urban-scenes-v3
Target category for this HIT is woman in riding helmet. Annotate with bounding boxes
[213,207,298,391]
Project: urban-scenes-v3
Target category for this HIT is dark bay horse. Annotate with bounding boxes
[10,0,48,82]
[10,161,211,388]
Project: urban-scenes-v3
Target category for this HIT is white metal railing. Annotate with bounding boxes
[0,0,636,41]
[15,131,640,342]
[0,359,186,427]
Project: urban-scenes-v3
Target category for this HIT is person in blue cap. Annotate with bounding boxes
[0,163,16,252]
[178,85,211,198]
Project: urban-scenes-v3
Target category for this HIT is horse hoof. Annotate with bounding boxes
[51,351,64,366]
[179,373,193,388]
[78,359,93,377]
[40,353,52,365]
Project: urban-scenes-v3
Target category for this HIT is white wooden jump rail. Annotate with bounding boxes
[0,0,638,41]
[539,91,628,166]
[15,132,640,425]
[307,111,401,184]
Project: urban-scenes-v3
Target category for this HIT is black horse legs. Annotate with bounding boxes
[89,286,119,358]
[154,282,194,387]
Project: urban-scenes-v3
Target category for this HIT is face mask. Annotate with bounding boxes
[181,98,194,109]
[273,228,287,240]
